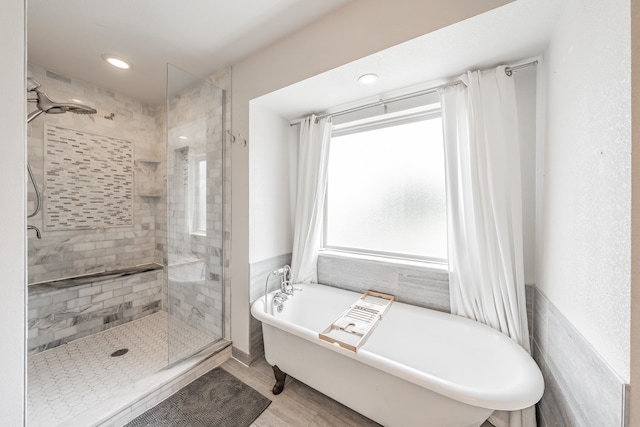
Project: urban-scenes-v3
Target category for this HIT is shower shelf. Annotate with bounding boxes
[28,263,164,295]
[136,187,164,197]
[135,158,162,164]
[136,184,163,197]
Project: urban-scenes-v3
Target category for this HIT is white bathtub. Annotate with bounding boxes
[251,282,544,427]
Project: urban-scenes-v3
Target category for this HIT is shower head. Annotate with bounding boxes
[33,90,97,115]
[26,77,97,123]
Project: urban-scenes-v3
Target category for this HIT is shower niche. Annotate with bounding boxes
[135,158,163,198]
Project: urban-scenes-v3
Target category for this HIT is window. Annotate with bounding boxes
[190,153,207,235]
[324,106,447,263]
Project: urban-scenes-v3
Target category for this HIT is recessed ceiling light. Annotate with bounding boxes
[102,54,131,70]
[178,136,189,140]
[358,73,378,85]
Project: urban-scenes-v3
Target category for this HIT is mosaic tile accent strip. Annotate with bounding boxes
[44,124,133,230]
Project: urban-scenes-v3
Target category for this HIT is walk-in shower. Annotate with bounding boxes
[25,64,228,426]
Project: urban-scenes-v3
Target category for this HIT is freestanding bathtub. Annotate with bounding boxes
[251,282,544,427]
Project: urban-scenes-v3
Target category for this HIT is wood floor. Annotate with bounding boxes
[222,357,380,426]
[221,356,495,427]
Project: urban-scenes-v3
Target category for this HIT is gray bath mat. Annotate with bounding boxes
[125,368,271,427]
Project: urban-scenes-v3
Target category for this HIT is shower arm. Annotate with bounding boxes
[27,94,42,124]
[27,109,45,124]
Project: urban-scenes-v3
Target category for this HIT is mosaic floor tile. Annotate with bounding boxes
[28,311,214,427]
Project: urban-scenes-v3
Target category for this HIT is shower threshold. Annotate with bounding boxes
[27,312,231,427]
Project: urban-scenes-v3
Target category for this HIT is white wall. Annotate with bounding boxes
[0,0,26,423]
[630,0,640,422]
[514,67,538,285]
[248,104,295,262]
[230,0,512,354]
[537,0,631,380]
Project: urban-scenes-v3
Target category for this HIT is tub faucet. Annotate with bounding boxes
[264,265,295,314]
[280,265,293,295]
[273,292,288,313]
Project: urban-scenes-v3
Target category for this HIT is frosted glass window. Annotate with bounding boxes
[325,116,447,262]
[194,159,207,233]
[189,155,207,235]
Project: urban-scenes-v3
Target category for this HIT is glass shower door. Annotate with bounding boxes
[166,64,225,364]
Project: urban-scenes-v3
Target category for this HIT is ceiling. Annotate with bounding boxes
[28,0,567,113]
[254,0,568,121]
[27,0,351,105]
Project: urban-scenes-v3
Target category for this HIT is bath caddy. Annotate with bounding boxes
[319,290,394,352]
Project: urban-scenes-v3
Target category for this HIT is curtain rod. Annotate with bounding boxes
[290,60,538,126]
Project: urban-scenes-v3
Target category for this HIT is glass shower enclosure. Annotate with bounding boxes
[166,65,225,364]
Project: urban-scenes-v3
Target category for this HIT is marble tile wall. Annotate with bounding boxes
[211,67,233,342]
[27,64,162,284]
[167,259,223,344]
[533,288,627,426]
[319,252,536,343]
[165,73,226,341]
[317,252,450,312]
[152,86,168,271]
[27,269,163,354]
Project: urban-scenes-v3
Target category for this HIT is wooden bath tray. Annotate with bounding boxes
[319,291,394,352]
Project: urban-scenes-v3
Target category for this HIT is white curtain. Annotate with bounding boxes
[439,67,535,427]
[291,115,332,283]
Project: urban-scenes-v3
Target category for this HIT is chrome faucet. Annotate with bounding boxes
[272,265,296,313]
[263,265,296,314]
[273,292,288,313]
[280,265,293,295]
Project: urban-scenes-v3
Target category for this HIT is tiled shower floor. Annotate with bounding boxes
[28,311,216,427]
